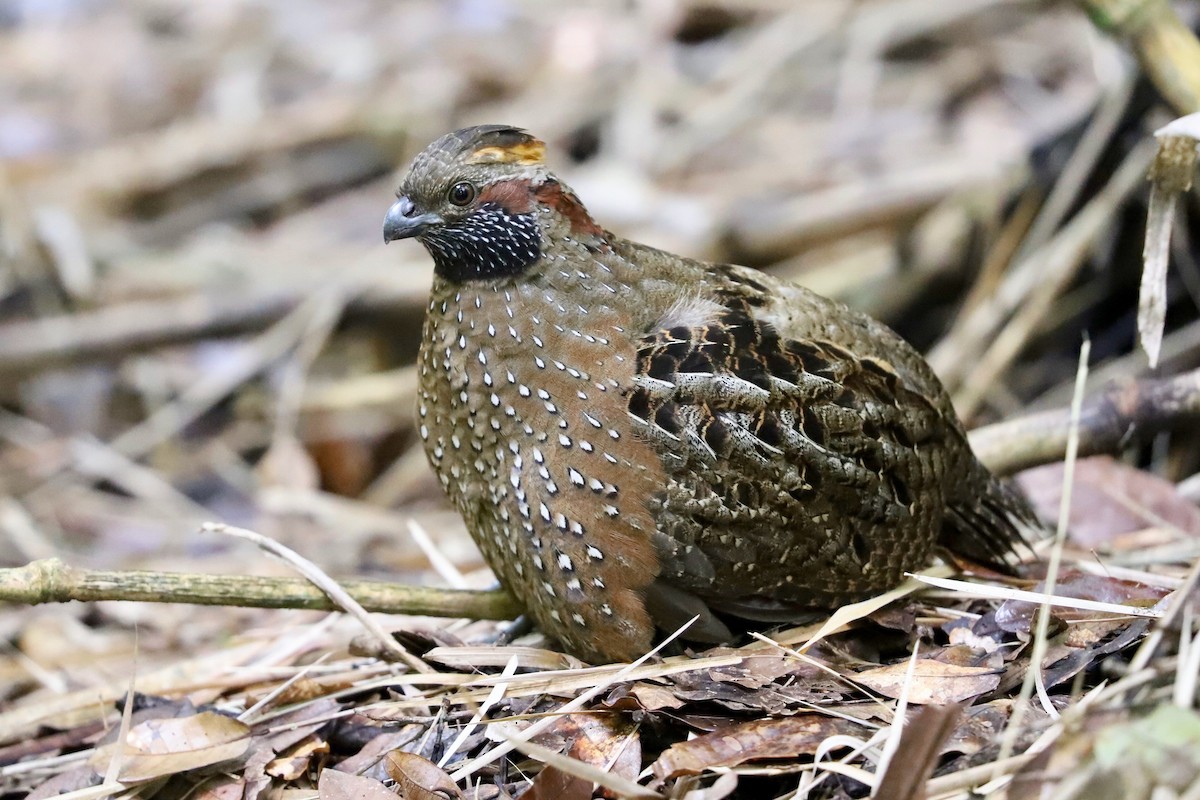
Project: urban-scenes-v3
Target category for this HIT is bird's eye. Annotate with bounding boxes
[448,182,476,206]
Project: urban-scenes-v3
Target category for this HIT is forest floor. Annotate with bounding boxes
[2,2,1200,798]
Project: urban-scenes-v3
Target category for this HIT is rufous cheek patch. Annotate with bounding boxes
[467,138,546,166]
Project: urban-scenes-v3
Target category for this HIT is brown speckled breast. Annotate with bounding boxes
[416,258,663,663]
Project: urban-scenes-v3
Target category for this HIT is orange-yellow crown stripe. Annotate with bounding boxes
[466,139,546,166]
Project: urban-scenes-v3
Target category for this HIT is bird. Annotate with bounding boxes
[383,124,1032,664]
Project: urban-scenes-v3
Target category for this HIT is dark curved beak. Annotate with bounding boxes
[383,196,442,243]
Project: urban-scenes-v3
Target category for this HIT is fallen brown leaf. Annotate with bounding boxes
[651,714,860,780]
[318,768,399,800]
[520,765,593,800]
[266,732,330,780]
[192,775,250,800]
[385,750,463,800]
[546,713,641,799]
[90,711,251,784]
[854,660,999,705]
[1017,457,1200,547]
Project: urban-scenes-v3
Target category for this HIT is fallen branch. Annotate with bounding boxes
[0,557,521,620]
[970,367,1200,475]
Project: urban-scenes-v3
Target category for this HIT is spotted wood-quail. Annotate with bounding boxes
[384,125,1031,664]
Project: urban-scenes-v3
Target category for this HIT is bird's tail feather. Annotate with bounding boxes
[941,471,1040,573]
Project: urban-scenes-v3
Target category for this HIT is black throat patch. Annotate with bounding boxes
[419,203,542,282]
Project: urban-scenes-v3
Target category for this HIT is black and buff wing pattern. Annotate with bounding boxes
[624,261,1025,621]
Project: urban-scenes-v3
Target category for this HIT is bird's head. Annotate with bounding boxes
[384,125,603,282]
